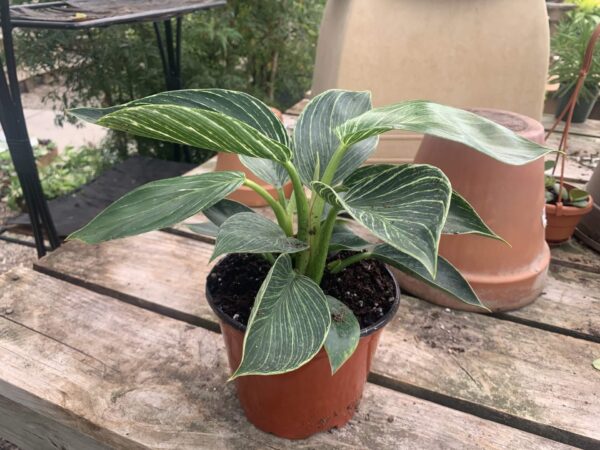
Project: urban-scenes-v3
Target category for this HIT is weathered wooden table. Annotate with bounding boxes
[1,114,600,449]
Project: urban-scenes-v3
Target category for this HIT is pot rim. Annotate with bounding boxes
[205,254,401,338]
[545,193,593,217]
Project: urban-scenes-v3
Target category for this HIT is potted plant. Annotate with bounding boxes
[551,7,600,122]
[68,89,552,439]
[545,161,593,242]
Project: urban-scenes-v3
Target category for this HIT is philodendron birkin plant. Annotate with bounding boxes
[69,89,552,438]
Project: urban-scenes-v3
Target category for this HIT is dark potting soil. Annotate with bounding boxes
[206,252,397,329]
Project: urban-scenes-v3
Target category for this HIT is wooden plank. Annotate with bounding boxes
[499,264,600,342]
[34,232,600,447]
[35,231,219,331]
[36,231,600,342]
[0,268,566,450]
[373,298,600,448]
[551,238,600,274]
[543,114,600,139]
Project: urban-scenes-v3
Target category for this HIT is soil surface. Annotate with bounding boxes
[207,252,397,329]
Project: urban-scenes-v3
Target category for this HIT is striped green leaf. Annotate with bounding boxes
[231,254,331,378]
[294,90,377,185]
[444,191,503,241]
[203,199,254,226]
[188,199,254,240]
[313,164,452,276]
[371,244,487,310]
[78,105,292,163]
[187,222,219,238]
[71,89,290,187]
[329,221,372,252]
[211,212,308,261]
[324,296,360,374]
[337,101,553,165]
[68,171,245,243]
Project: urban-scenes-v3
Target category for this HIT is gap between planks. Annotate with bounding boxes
[33,231,600,448]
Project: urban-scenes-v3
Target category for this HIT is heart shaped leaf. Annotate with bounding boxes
[371,244,487,310]
[329,221,373,252]
[314,164,452,276]
[444,191,503,241]
[231,254,330,378]
[212,212,308,261]
[324,296,360,374]
[294,90,377,185]
[68,171,245,243]
[337,101,553,165]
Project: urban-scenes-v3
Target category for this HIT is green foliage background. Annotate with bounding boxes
[550,4,600,101]
[13,0,325,160]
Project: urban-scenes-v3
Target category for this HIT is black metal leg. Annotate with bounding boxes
[0,0,59,257]
[153,16,190,162]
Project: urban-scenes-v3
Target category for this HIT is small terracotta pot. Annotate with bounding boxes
[545,185,594,244]
[205,261,400,439]
[215,107,291,207]
[412,109,550,312]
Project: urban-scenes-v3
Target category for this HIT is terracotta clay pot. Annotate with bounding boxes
[408,109,550,312]
[206,260,400,439]
[545,184,594,244]
[216,107,291,207]
[215,153,292,207]
[575,162,600,251]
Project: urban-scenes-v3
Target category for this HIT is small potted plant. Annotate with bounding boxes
[550,6,600,122]
[545,160,593,242]
[69,89,552,439]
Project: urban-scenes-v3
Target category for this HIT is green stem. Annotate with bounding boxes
[328,252,374,274]
[309,142,350,262]
[261,253,275,264]
[282,160,311,272]
[309,206,340,283]
[277,187,288,209]
[243,179,292,236]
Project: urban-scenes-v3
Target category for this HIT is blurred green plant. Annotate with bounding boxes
[12,0,324,160]
[0,142,115,211]
[567,0,600,14]
[550,6,600,102]
[544,160,590,208]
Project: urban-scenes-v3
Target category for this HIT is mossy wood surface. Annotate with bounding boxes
[33,228,600,448]
[0,267,570,449]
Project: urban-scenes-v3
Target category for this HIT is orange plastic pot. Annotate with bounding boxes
[205,261,400,439]
[215,107,291,207]
[545,185,594,244]
[410,109,550,312]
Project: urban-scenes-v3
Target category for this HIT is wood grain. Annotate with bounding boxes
[34,231,600,447]
[543,114,600,139]
[550,238,600,274]
[500,264,600,341]
[0,267,568,450]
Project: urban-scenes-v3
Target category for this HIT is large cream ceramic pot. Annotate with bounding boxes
[312,0,550,163]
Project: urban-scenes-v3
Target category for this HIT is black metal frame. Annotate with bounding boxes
[0,0,225,255]
[0,0,59,256]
